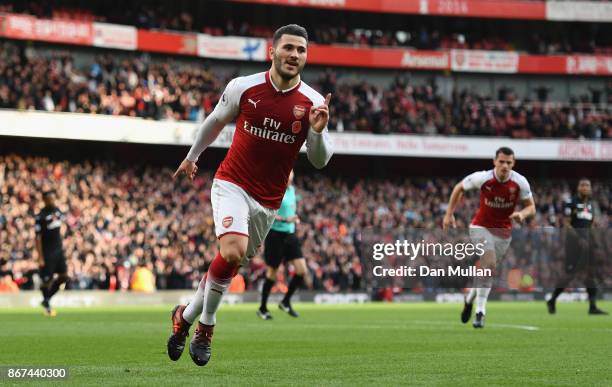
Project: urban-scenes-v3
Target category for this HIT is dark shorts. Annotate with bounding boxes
[564,235,593,274]
[40,250,67,282]
[264,230,303,269]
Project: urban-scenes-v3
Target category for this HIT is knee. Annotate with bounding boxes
[220,242,246,266]
[266,267,278,281]
[480,252,496,270]
[294,259,306,276]
[58,274,69,284]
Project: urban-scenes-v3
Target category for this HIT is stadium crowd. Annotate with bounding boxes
[1,154,610,293]
[1,0,610,55]
[1,41,609,139]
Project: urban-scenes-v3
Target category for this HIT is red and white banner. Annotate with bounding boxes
[0,13,610,76]
[306,44,449,70]
[93,23,137,50]
[566,55,612,76]
[546,1,612,22]
[197,34,267,61]
[400,50,449,70]
[137,29,198,56]
[229,0,547,19]
[0,13,92,45]
[451,50,519,73]
[1,111,610,161]
[231,0,612,21]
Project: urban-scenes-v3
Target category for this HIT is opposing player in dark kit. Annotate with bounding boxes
[35,190,69,317]
[547,178,608,315]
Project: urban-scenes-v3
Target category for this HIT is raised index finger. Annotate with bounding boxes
[172,167,182,179]
[324,93,331,106]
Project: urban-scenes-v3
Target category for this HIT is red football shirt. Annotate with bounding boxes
[462,169,532,238]
[210,71,325,209]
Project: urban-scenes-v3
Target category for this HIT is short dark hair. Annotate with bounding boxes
[272,24,308,46]
[495,147,514,158]
[42,190,55,198]
[578,177,591,184]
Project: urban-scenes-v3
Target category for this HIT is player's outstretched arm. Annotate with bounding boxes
[509,197,536,223]
[173,114,226,181]
[443,182,464,229]
[306,93,333,169]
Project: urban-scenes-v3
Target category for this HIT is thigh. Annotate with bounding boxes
[53,253,68,275]
[469,226,498,265]
[493,236,512,261]
[211,179,251,239]
[246,204,277,260]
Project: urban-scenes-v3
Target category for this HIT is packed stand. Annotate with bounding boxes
[1,41,609,139]
[0,41,230,121]
[1,0,610,55]
[1,154,610,293]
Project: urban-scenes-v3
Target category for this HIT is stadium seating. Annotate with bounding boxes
[1,41,608,139]
[1,154,609,292]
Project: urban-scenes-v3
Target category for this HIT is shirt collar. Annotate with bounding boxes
[493,169,512,183]
[267,71,301,94]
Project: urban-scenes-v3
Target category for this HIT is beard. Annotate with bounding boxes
[273,54,303,80]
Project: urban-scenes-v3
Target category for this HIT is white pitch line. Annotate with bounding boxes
[411,320,540,331]
[492,323,540,331]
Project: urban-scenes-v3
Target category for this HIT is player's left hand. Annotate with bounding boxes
[509,211,525,223]
[309,93,331,133]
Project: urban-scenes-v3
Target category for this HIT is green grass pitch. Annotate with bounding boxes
[1,302,610,386]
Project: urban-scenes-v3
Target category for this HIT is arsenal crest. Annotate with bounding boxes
[222,216,233,228]
[293,105,306,119]
[291,121,302,134]
[509,187,517,193]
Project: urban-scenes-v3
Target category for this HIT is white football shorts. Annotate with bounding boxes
[469,225,512,260]
[211,179,277,262]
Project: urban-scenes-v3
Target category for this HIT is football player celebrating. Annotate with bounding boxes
[169,24,333,366]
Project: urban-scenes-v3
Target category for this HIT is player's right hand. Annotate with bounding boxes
[442,213,456,230]
[173,159,198,181]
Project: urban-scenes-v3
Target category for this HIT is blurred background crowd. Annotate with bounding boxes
[1,41,609,139]
[1,154,609,293]
[1,0,610,55]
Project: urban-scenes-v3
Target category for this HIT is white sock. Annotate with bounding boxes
[475,275,494,314]
[466,288,477,304]
[182,277,206,324]
[199,276,230,326]
[475,287,492,315]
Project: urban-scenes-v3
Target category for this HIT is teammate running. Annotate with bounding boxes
[443,147,535,328]
[168,24,333,366]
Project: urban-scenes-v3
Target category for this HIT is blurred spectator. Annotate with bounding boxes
[1,0,609,54]
[1,153,610,292]
[0,41,608,139]
[130,262,156,292]
[0,274,19,293]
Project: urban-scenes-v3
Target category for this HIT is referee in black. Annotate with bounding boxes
[257,171,308,320]
[547,178,607,315]
[35,190,69,316]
